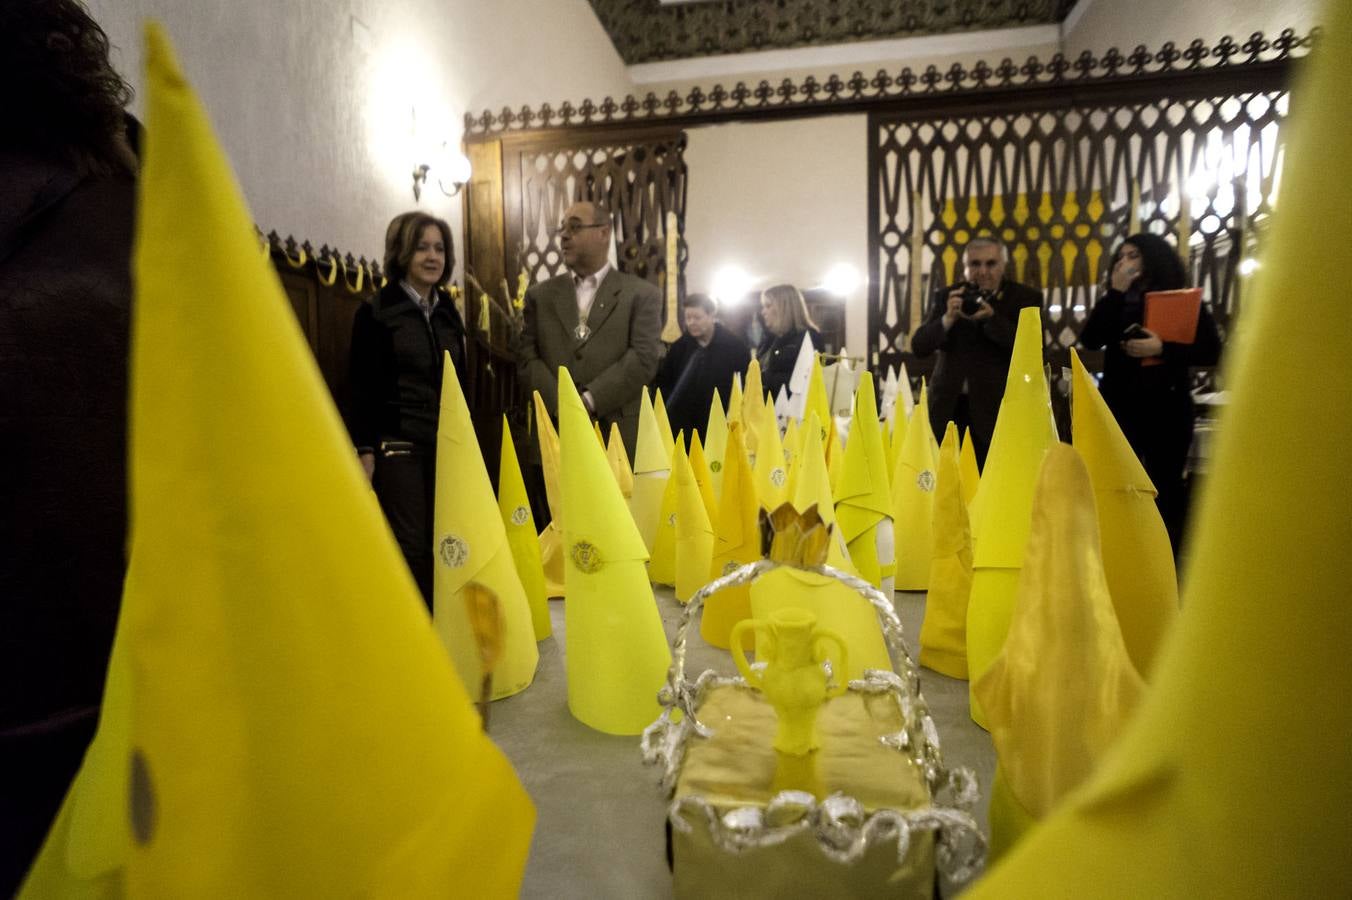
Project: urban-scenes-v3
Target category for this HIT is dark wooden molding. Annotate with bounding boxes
[464,30,1316,140]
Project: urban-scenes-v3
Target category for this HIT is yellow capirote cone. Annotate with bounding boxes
[835,372,894,590]
[919,422,973,679]
[1070,350,1178,679]
[648,433,684,587]
[959,426,981,508]
[653,387,676,460]
[703,422,760,649]
[803,352,843,483]
[966,306,1057,727]
[704,388,729,497]
[606,421,635,499]
[19,25,535,896]
[534,390,566,598]
[630,386,671,552]
[742,358,765,434]
[751,416,891,680]
[688,430,719,527]
[499,415,551,640]
[557,368,671,735]
[974,444,1146,861]
[973,11,1352,891]
[781,416,802,495]
[892,381,938,590]
[433,356,539,701]
[727,372,745,429]
[673,439,716,603]
[752,406,790,509]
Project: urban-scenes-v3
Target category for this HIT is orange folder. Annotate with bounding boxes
[1141,288,1203,366]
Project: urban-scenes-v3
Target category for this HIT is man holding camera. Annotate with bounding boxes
[910,237,1043,469]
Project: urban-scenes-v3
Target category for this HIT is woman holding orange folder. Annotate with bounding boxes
[1078,233,1221,553]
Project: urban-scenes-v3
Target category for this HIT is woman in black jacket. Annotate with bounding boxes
[348,212,467,606]
[756,283,822,400]
[1078,233,1221,553]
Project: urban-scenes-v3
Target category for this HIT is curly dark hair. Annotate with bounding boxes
[0,0,134,173]
[1114,232,1188,292]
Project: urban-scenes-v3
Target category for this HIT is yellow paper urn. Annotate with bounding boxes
[731,608,849,756]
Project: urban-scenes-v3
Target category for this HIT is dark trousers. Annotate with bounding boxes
[373,444,435,609]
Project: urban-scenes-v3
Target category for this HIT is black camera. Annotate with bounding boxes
[946,281,986,316]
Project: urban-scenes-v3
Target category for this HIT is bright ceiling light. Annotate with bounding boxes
[711,265,754,306]
[822,262,861,297]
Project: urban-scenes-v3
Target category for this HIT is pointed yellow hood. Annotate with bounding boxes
[498,416,551,640]
[606,421,636,499]
[704,422,761,649]
[892,380,938,590]
[919,421,973,680]
[704,387,729,497]
[673,438,716,603]
[1071,350,1178,678]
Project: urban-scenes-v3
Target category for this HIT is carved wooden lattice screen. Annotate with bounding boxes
[871,89,1290,377]
[501,128,688,310]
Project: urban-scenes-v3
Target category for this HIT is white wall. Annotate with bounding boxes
[86,0,633,267]
[682,116,869,356]
[1063,0,1326,56]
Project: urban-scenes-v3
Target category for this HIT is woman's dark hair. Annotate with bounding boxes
[1,0,135,174]
[383,213,454,287]
[1117,233,1187,292]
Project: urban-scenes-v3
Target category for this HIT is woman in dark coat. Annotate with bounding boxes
[755,283,823,400]
[0,2,138,891]
[1078,233,1221,552]
[348,212,467,606]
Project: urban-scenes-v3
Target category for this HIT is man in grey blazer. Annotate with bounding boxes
[517,200,663,459]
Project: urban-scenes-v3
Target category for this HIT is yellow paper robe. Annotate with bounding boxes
[498,416,551,640]
[919,422,973,679]
[673,440,716,603]
[891,381,938,590]
[1070,351,1179,679]
[630,386,671,552]
[835,372,894,590]
[966,306,1058,727]
[704,388,729,498]
[534,391,566,598]
[972,12,1352,890]
[433,357,539,700]
[751,416,892,679]
[558,369,672,735]
[973,444,1146,860]
[703,423,761,649]
[19,26,535,895]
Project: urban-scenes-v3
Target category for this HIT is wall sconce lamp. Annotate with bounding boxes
[412,145,473,201]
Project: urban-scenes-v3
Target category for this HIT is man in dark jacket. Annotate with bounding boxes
[655,293,751,443]
[910,237,1043,468]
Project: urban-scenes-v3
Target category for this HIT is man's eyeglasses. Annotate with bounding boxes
[554,221,606,237]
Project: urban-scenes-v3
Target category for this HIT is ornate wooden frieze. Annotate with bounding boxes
[586,0,1073,65]
[869,81,1291,379]
[464,31,1314,137]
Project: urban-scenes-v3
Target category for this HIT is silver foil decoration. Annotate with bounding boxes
[642,556,988,887]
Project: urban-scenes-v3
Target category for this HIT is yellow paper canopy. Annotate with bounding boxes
[973,444,1145,859]
[19,25,535,896]
[433,356,539,700]
[966,306,1058,723]
[558,368,671,735]
[704,388,729,497]
[892,381,938,590]
[703,423,760,649]
[674,439,716,603]
[499,415,551,640]
[973,10,1352,893]
[1070,350,1178,679]
[919,422,972,679]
